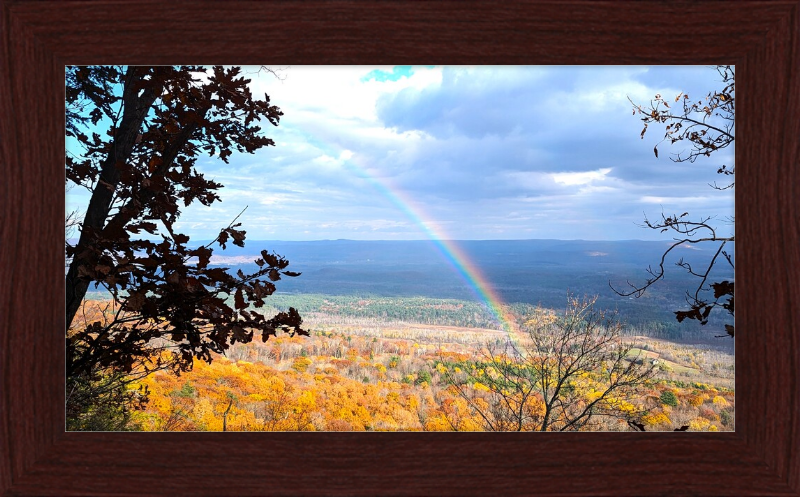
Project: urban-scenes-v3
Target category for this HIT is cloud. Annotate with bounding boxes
[66,65,734,242]
[551,168,613,186]
[263,66,731,240]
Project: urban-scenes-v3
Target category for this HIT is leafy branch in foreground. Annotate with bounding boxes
[612,65,735,337]
[66,66,305,429]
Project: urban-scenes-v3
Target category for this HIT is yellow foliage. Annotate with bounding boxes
[689,417,711,431]
[473,382,490,392]
[584,390,604,402]
[521,394,546,422]
[291,356,312,373]
[712,395,729,407]
[524,308,557,327]
[687,394,705,407]
[193,398,222,431]
[642,411,672,427]
[132,330,733,433]
[425,413,454,431]
[404,394,421,412]
[264,375,286,393]
[296,390,316,411]
[602,396,637,415]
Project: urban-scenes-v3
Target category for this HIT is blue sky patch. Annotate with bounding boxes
[361,65,416,82]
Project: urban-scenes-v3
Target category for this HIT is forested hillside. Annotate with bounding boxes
[132,322,734,432]
[68,297,734,432]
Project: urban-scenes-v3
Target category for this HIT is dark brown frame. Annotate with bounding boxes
[1,1,798,495]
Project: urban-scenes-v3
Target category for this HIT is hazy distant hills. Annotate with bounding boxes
[195,239,733,330]
[78,238,733,339]
[201,238,729,269]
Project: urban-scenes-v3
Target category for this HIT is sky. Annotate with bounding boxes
[67,65,735,242]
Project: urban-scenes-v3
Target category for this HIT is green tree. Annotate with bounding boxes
[65,365,148,431]
[65,66,305,430]
[613,65,735,337]
[660,390,678,407]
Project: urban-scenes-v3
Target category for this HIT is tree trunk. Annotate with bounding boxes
[65,67,161,331]
[222,398,233,432]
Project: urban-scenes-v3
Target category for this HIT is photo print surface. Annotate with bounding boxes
[66,65,734,432]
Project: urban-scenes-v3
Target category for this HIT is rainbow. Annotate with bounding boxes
[291,130,522,347]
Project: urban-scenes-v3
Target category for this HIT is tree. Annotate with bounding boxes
[660,390,678,407]
[612,65,735,337]
[441,296,656,431]
[65,66,306,429]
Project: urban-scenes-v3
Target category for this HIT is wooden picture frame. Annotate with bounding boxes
[1,1,798,495]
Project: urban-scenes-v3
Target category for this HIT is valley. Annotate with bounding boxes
[76,239,735,432]
[126,292,734,432]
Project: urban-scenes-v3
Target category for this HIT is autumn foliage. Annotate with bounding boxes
[125,304,733,432]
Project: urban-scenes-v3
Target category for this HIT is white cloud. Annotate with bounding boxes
[551,168,612,186]
[639,195,709,204]
[247,65,442,124]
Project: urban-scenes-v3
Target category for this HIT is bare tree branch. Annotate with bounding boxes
[617,65,735,336]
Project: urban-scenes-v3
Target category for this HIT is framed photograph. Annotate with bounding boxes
[2,1,798,495]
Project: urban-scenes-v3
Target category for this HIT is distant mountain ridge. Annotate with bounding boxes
[201,239,732,324]
[79,239,733,339]
[190,238,725,265]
